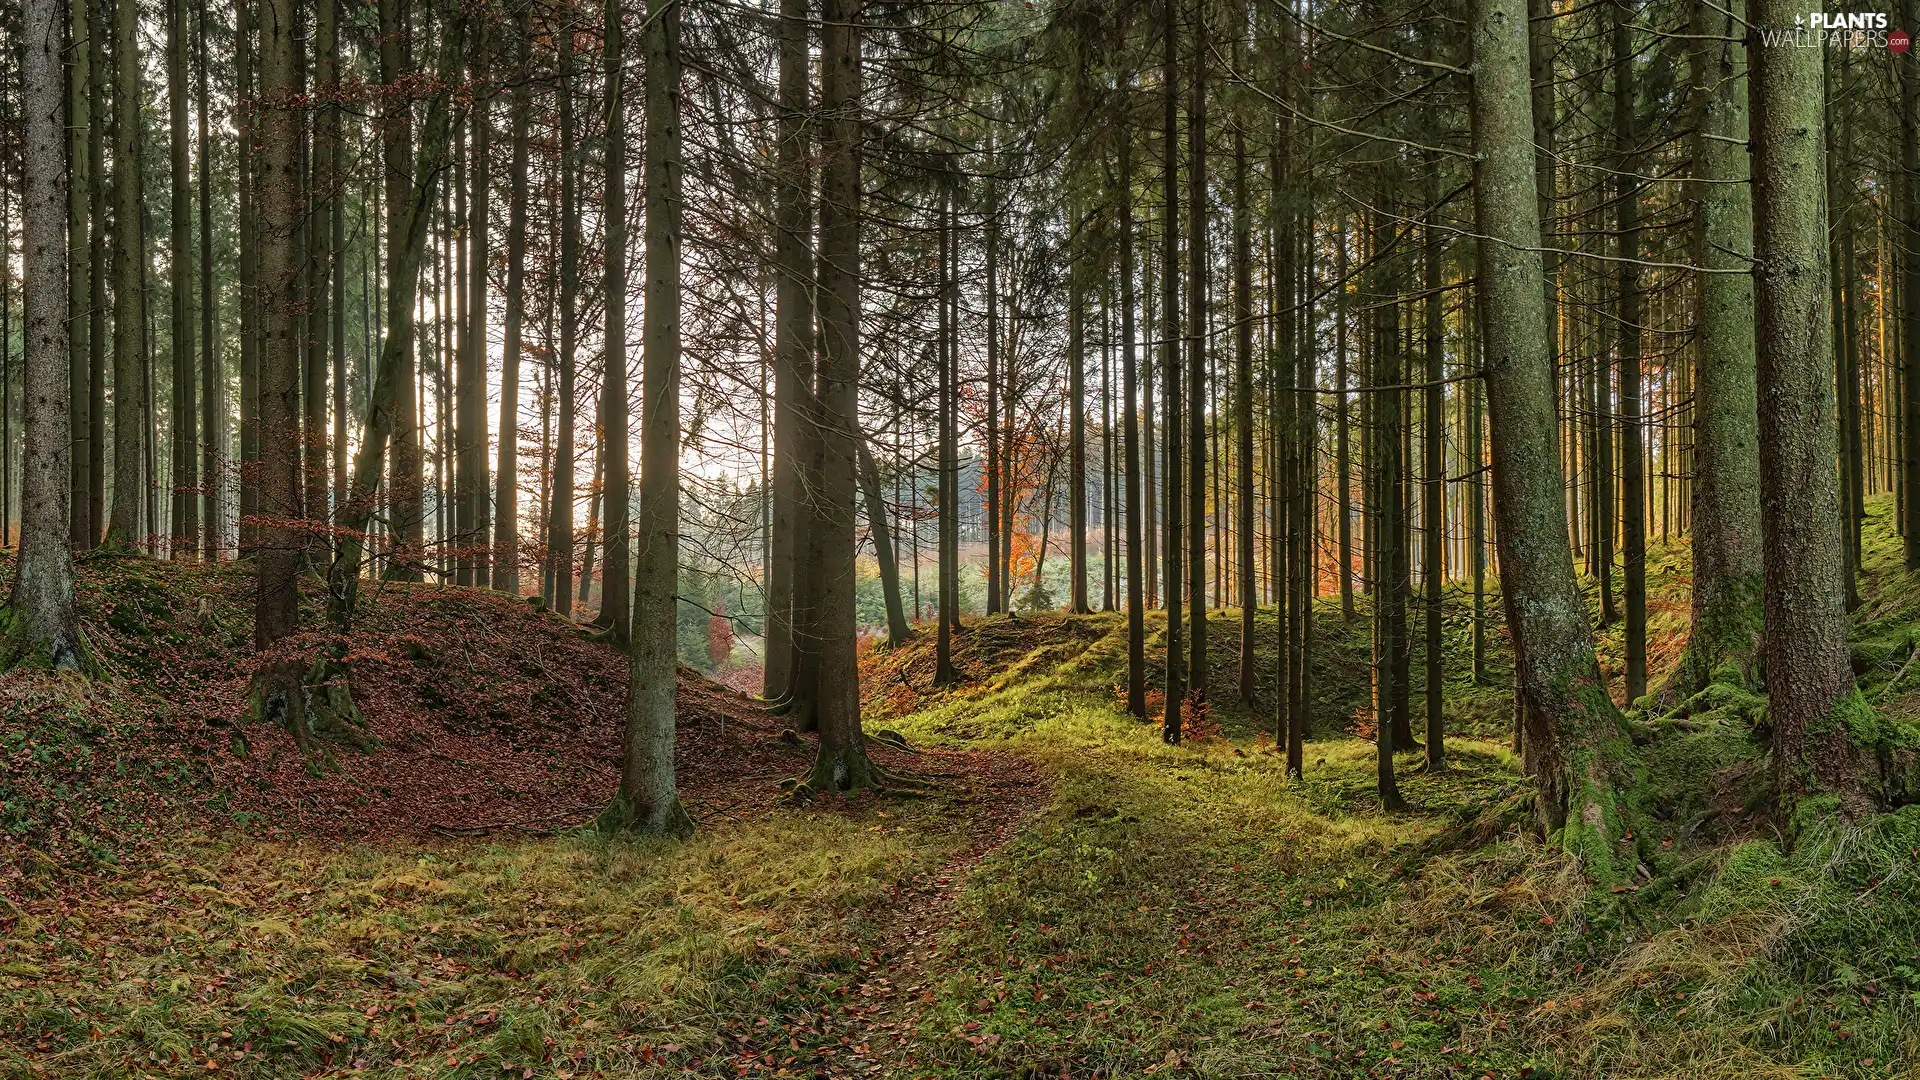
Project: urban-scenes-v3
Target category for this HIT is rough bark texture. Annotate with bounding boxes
[255,0,303,656]
[551,22,578,615]
[1674,0,1762,698]
[494,9,532,595]
[762,0,812,699]
[1160,0,1185,745]
[108,0,147,549]
[802,0,880,792]
[67,0,92,551]
[614,0,692,837]
[1469,0,1635,875]
[383,0,425,580]
[595,0,632,640]
[1749,0,1879,820]
[168,0,198,558]
[1185,15,1208,701]
[1120,130,1147,721]
[8,0,87,671]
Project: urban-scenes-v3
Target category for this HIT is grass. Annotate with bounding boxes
[0,800,964,1078]
[11,497,1920,1078]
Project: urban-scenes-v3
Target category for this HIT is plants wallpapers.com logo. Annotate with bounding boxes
[1756,12,1912,49]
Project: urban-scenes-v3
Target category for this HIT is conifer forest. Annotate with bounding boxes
[6,0,1920,1075]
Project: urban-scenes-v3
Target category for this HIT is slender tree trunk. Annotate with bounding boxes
[1750,0,1879,818]
[614,0,691,836]
[67,0,91,550]
[108,0,148,550]
[1160,0,1185,744]
[1614,0,1647,702]
[1422,157,1446,770]
[1675,0,1762,696]
[237,0,259,557]
[384,0,424,580]
[763,0,812,697]
[552,17,578,616]
[8,0,86,670]
[858,432,913,647]
[327,12,469,627]
[198,2,221,555]
[1120,129,1147,721]
[1070,191,1090,615]
[305,0,336,564]
[595,0,631,639]
[1335,219,1353,620]
[494,7,532,594]
[1186,8,1208,702]
[459,28,491,588]
[1373,207,1407,811]
[1469,0,1635,874]
[934,175,957,681]
[803,0,879,791]
[1234,120,1257,704]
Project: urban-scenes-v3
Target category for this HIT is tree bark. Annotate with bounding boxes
[1185,7,1208,701]
[255,0,303,652]
[1750,0,1879,820]
[614,0,691,836]
[1120,128,1147,721]
[802,0,880,792]
[552,16,578,615]
[1675,0,1762,696]
[494,6,533,594]
[1160,0,1185,744]
[8,0,87,671]
[383,0,425,580]
[595,0,631,640]
[459,27,491,588]
[108,0,148,550]
[67,0,91,550]
[1469,0,1635,875]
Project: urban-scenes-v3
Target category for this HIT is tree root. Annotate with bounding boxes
[242,649,378,766]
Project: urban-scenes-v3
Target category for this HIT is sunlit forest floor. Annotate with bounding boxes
[5,500,1920,1078]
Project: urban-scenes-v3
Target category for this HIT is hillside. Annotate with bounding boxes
[2,502,1919,1078]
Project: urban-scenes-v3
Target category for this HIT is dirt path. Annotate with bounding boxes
[718,747,1050,1078]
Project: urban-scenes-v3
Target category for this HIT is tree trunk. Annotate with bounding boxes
[67,0,91,550]
[1613,0,1646,703]
[595,0,631,640]
[802,0,880,793]
[327,12,469,628]
[197,1,221,555]
[459,29,491,588]
[1120,128,1147,721]
[857,432,913,648]
[613,0,691,836]
[1750,0,1880,820]
[108,0,148,550]
[1185,9,1208,701]
[1422,156,1446,770]
[1469,0,1635,875]
[256,0,303,652]
[384,0,425,580]
[1675,0,1762,696]
[552,17,578,616]
[494,7,532,594]
[763,0,812,698]
[1234,119,1257,705]
[1159,0,1184,744]
[7,0,87,671]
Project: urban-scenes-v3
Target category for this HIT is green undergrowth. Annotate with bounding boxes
[0,796,965,1079]
[879,591,1920,1078]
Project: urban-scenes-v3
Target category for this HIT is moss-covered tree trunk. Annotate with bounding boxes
[612,0,691,838]
[8,0,87,671]
[1673,0,1762,699]
[803,0,881,792]
[1749,0,1880,820]
[1469,0,1636,874]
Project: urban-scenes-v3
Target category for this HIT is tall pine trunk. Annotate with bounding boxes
[1469,0,1636,876]
[1749,0,1880,819]
[614,0,691,836]
[1675,0,1762,696]
[494,6,533,594]
[8,0,86,670]
[108,0,148,550]
[595,0,631,639]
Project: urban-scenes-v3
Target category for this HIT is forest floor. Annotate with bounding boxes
[5,500,1920,1079]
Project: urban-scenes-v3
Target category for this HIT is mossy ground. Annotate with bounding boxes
[7,500,1920,1078]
